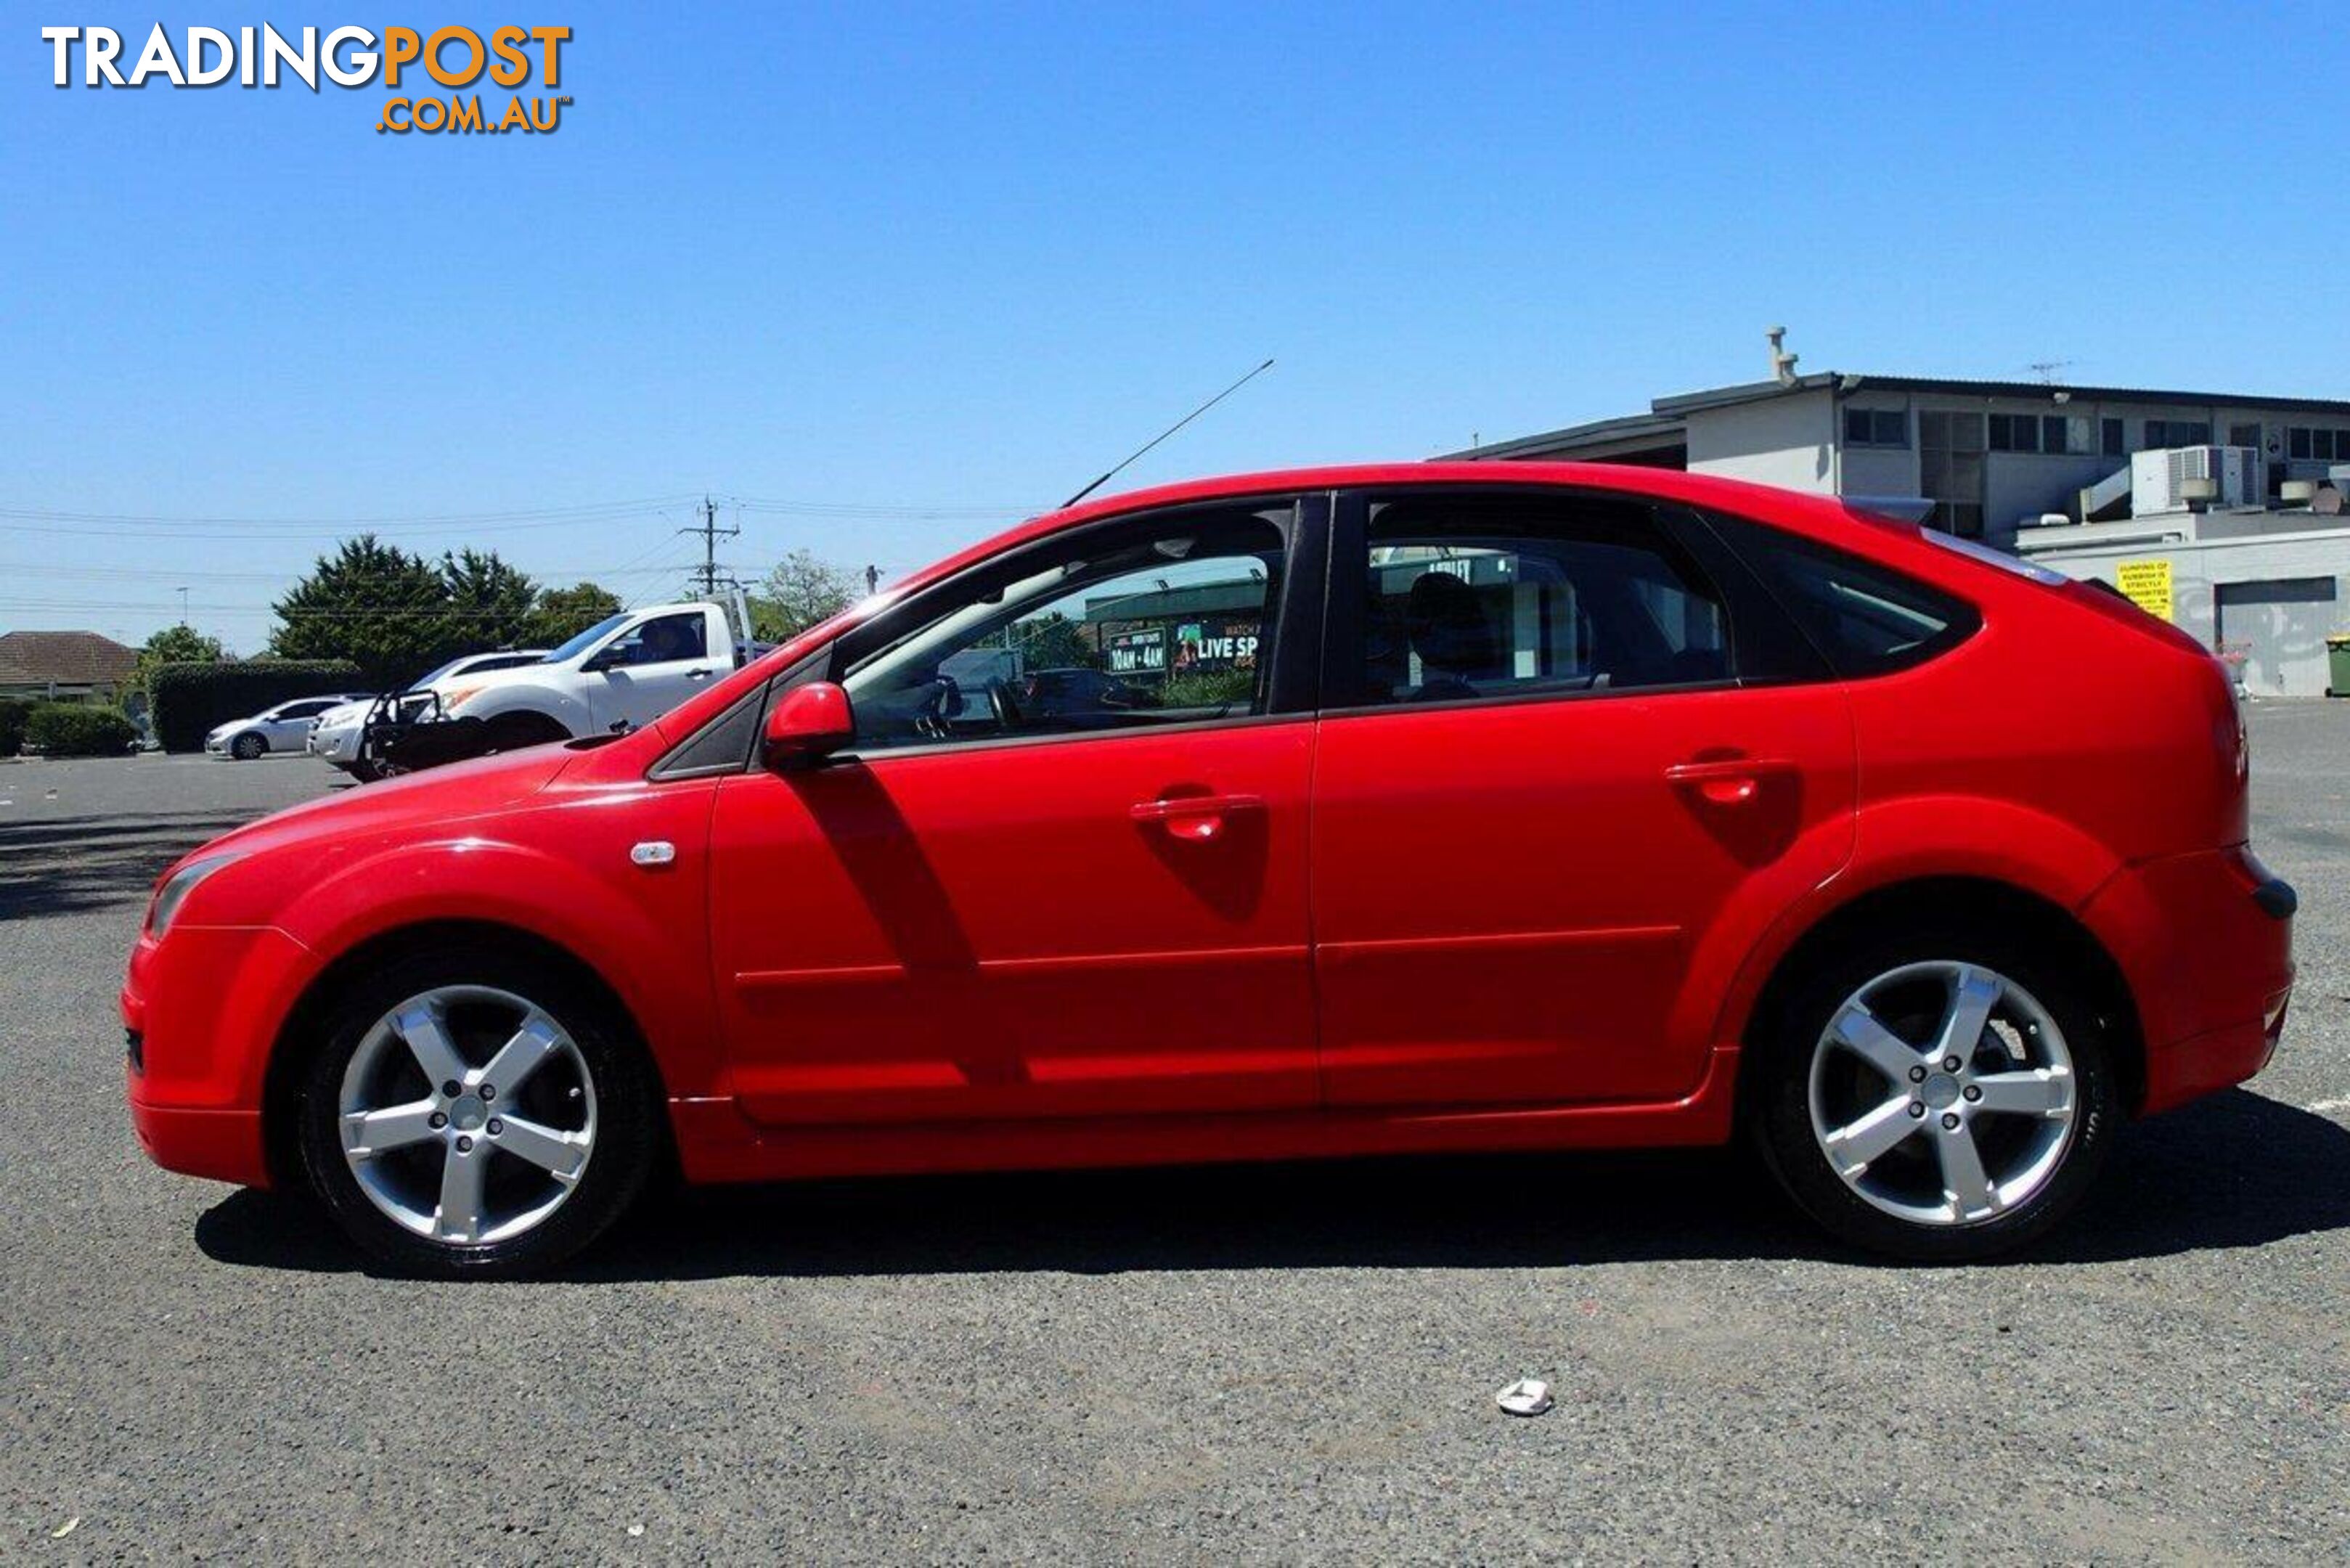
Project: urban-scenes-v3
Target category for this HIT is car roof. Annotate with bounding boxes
[897,461,1903,600]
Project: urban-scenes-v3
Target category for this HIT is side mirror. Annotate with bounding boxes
[762,681,855,768]
[582,645,622,673]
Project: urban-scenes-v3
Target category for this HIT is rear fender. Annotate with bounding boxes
[1710,795,2127,1052]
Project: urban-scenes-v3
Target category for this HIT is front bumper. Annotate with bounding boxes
[311,727,361,764]
[121,923,315,1188]
[2081,847,2295,1116]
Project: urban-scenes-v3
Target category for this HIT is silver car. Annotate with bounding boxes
[205,695,371,761]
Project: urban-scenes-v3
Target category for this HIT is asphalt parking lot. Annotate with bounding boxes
[3,724,2346,1563]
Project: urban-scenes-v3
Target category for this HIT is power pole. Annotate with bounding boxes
[681,494,740,600]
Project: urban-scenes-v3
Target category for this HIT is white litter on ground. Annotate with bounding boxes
[1496,1377,1554,1417]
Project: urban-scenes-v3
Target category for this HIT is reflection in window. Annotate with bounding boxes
[842,511,1284,750]
[1356,498,1729,705]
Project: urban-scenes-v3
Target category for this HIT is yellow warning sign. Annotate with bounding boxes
[2116,558,2174,621]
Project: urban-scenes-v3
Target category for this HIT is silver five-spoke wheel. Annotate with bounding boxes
[1807,960,2077,1227]
[338,984,597,1245]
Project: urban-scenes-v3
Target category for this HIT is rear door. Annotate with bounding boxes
[1309,486,1856,1108]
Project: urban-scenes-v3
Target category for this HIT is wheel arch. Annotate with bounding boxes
[259,918,674,1191]
[1731,875,2147,1122]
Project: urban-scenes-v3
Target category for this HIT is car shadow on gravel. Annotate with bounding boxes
[193,1087,2350,1279]
[0,810,262,921]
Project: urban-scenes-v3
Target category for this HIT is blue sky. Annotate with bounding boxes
[4,1,2344,652]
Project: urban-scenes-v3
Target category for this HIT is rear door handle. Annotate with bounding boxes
[685,668,717,682]
[1130,793,1265,843]
[1664,757,1796,806]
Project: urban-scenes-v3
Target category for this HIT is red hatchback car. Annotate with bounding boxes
[123,464,2295,1275]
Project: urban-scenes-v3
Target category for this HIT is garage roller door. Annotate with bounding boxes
[2215,576,2338,697]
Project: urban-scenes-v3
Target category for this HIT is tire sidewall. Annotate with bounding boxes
[1753,925,2118,1262]
[232,733,266,760]
[295,948,658,1278]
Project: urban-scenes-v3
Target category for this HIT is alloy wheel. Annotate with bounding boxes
[337,984,597,1246]
[1806,960,2077,1227]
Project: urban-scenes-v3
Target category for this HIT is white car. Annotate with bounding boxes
[436,603,741,747]
[205,695,371,761]
[307,650,548,775]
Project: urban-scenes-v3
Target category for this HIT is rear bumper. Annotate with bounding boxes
[2081,847,2294,1116]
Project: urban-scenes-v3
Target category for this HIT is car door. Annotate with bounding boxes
[589,609,729,732]
[264,699,332,751]
[707,496,1325,1127]
[1310,486,1856,1108]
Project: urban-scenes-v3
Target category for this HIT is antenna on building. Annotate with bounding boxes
[2028,360,2074,385]
[1766,326,1799,388]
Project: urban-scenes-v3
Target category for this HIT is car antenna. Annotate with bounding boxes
[1061,357,1276,510]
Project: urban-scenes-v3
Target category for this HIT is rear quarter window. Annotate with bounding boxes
[1702,510,1980,678]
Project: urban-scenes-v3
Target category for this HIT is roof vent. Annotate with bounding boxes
[1765,326,1800,388]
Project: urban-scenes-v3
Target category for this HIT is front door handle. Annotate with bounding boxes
[1664,756,1796,806]
[1130,793,1265,843]
[685,668,717,682]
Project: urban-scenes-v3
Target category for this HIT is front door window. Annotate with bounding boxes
[840,512,1285,751]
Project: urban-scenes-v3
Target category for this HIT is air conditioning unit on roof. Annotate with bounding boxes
[2131,446,2262,514]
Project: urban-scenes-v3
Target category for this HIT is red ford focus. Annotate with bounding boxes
[123,464,2295,1275]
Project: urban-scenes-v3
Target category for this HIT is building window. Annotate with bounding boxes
[2101,417,2126,457]
[1988,413,2092,455]
[1843,407,1907,447]
[2144,419,2212,449]
[1917,410,1986,539]
[2287,427,2350,462]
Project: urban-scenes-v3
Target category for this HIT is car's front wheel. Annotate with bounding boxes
[1753,931,2118,1262]
[295,949,659,1278]
[230,732,267,761]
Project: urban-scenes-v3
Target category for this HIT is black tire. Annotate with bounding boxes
[295,945,660,1278]
[230,732,267,761]
[481,711,572,754]
[1750,923,2119,1263]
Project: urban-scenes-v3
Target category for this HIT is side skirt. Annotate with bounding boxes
[668,1045,1742,1185]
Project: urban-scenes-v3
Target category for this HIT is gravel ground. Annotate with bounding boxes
[1,727,2346,1564]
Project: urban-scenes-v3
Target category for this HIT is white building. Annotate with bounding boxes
[1453,367,2350,696]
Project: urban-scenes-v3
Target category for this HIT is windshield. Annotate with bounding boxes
[545,613,632,663]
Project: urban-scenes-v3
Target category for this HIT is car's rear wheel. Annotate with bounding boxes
[230,732,266,761]
[1753,931,2118,1262]
[295,950,658,1278]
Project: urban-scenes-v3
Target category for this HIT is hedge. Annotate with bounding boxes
[149,659,366,754]
[24,703,139,757]
[0,696,30,757]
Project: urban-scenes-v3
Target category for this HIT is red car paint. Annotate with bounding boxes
[122,462,2292,1191]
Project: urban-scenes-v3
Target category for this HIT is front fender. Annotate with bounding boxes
[457,682,592,736]
[265,812,724,1101]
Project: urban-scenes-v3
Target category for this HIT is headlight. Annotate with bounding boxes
[147,854,239,938]
[439,684,484,711]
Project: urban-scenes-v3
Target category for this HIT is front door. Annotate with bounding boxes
[1310,488,1857,1108]
[590,609,728,732]
[709,498,1323,1126]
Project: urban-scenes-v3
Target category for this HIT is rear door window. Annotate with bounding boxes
[1339,493,1734,707]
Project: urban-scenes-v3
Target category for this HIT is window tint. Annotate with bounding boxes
[277,700,332,719]
[608,611,708,667]
[1350,496,1730,706]
[841,510,1284,751]
[1709,513,1978,677]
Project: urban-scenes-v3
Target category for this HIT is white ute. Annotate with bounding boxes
[436,601,743,748]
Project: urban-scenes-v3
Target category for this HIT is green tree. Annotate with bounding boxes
[749,549,859,643]
[133,624,226,703]
[269,536,464,688]
[526,581,624,648]
[1013,611,1097,669]
[440,548,539,650]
